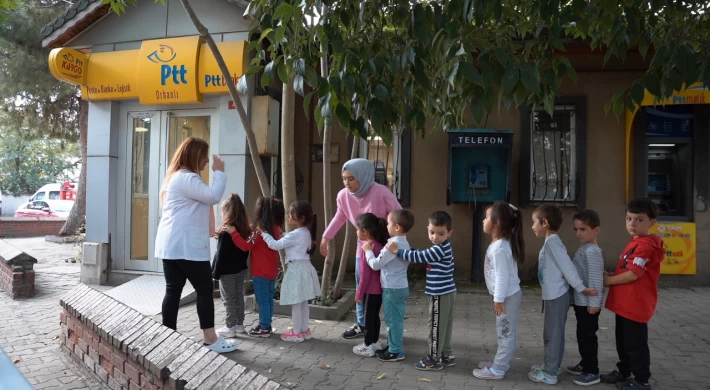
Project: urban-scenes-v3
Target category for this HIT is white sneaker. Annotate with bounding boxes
[216,326,237,338]
[234,325,246,334]
[353,342,378,357]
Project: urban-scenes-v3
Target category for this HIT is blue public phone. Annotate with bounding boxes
[468,165,490,195]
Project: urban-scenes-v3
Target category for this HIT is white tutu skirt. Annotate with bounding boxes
[279,260,321,305]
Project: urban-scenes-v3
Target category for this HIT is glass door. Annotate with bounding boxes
[125,112,161,272]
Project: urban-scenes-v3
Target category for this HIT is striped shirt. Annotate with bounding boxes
[398,240,456,296]
[572,243,605,308]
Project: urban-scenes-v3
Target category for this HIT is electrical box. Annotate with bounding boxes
[447,129,514,204]
[251,95,280,157]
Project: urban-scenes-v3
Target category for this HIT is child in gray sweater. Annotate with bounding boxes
[529,205,598,386]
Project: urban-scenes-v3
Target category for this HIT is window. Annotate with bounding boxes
[49,191,60,200]
[520,97,587,208]
[35,192,45,200]
[358,129,412,207]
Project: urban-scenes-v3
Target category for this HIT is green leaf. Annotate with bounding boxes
[631,83,645,106]
[495,48,512,66]
[604,100,612,115]
[275,26,286,44]
[305,66,319,89]
[293,75,305,96]
[272,3,293,21]
[645,74,661,97]
[603,49,614,66]
[245,65,264,77]
[331,34,344,54]
[413,4,429,42]
[459,62,484,87]
[277,63,289,84]
[261,71,272,89]
[366,59,376,75]
[501,68,520,95]
[448,61,459,86]
[471,99,484,124]
[343,74,356,93]
[483,87,495,112]
[335,103,350,127]
[613,99,624,117]
[520,63,541,95]
[370,107,383,133]
[294,59,306,76]
[375,84,390,103]
[303,91,315,119]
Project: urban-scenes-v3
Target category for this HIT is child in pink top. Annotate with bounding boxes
[352,213,390,357]
[320,158,401,339]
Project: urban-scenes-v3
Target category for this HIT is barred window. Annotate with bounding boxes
[530,105,578,204]
[359,130,412,207]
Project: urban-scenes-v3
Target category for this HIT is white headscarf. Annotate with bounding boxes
[342,158,375,197]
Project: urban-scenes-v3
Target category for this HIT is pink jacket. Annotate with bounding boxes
[356,241,383,300]
[322,183,401,260]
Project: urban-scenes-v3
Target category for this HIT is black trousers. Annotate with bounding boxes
[162,259,215,330]
[573,305,600,374]
[615,314,651,383]
[363,293,382,346]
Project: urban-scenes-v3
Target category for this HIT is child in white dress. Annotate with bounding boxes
[258,201,321,343]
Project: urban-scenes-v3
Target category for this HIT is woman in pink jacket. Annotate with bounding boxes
[320,158,401,339]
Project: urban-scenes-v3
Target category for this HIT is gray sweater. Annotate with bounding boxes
[538,234,586,300]
[572,243,605,308]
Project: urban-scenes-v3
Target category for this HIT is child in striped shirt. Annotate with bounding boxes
[385,211,456,371]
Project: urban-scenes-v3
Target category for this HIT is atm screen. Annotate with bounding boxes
[648,174,670,194]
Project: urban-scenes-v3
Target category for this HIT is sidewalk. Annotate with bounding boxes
[176,283,710,390]
[0,238,108,390]
[1,237,708,390]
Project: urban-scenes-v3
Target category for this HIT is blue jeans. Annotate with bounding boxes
[383,287,409,353]
[355,258,364,326]
[253,277,275,329]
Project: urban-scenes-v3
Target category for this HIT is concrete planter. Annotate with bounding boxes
[245,289,355,321]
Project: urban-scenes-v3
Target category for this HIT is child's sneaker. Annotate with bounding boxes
[414,355,443,371]
[234,325,246,334]
[567,363,585,375]
[601,370,631,384]
[216,326,238,338]
[248,325,271,338]
[615,379,651,390]
[477,360,493,369]
[342,323,366,339]
[573,373,601,386]
[280,331,304,343]
[531,364,561,376]
[440,355,456,367]
[473,366,504,380]
[302,328,313,340]
[352,342,375,357]
[376,350,405,362]
[528,369,558,385]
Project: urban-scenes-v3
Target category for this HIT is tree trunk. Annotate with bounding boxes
[59,99,88,236]
[280,83,297,232]
[178,0,270,196]
[319,51,336,299]
[332,137,359,299]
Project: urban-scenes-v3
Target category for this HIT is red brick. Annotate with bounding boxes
[129,380,141,390]
[59,312,66,324]
[89,346,100,362]
[95,365,109,383]
[88,328,101,341]
[13,272,23,280]
[140,375,158,390]
[124,360,140,384]
[114,368,129,387]
[100,356,114,376]
[78,338,89,354]
[107,376,122,390]
[111,351,125,373]
[73,344,85,360]
[99,342,112,360]
[83,354,96,371]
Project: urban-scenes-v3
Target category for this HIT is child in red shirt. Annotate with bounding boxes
[225,197,285,338]
[601,198,665,390]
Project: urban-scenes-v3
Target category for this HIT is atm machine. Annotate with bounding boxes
[447,129,514,282]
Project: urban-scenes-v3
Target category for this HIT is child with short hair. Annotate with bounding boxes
[225,196,285,338]
[213,193,251,338]
[601,198,664,390]
[352,213,389,357]
[473,201,524,381]
[365,209,415,362]
[386,211,456,371]
[258,201,321,343]
[529,205,598,385]
[566,209,605,386]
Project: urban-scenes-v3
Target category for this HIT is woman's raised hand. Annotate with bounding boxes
[212,154,224,172]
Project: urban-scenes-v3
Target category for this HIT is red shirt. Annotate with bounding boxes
[605,235,664,323]
[230,226,281,280]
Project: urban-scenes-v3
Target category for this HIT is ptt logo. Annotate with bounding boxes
[146,44,187,86]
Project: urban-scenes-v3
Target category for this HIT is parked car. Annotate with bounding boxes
[14,200,74,219]
[29,182,78,202]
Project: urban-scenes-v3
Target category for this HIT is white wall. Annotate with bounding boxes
[0,195,32,216]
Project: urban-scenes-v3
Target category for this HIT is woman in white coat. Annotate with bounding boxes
[154,137,236,353]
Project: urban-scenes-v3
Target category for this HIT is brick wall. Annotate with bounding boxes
[60,284,281,390]
[0,217,66,238]
[0,239,37,299]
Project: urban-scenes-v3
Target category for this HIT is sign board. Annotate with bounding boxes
[649,222,696,274]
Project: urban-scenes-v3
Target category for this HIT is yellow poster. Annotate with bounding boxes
[48,47,88,86]
[649,222,696,274]
[137,36,202,105]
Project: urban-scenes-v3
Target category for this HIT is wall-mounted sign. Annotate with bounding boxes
[649,222,696,275]
[48,37,248,105]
